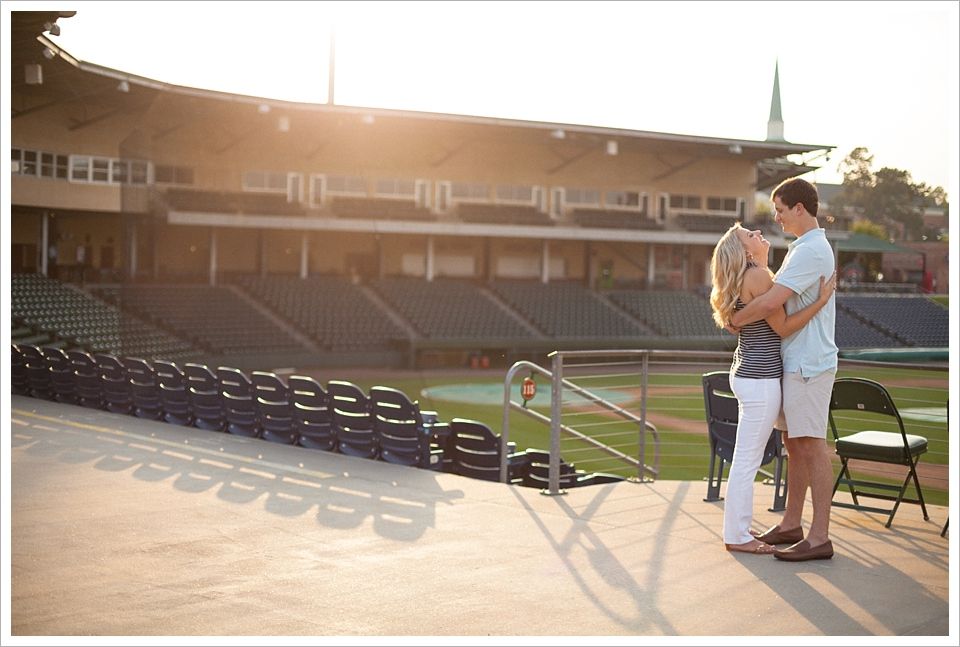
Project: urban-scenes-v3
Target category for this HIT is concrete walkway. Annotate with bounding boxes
[7,395,952,637]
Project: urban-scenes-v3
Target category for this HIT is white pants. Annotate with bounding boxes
[724,374,782,545]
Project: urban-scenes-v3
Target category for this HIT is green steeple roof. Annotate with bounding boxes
[769,61,783,122]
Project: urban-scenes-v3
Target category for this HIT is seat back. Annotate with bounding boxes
[328,380,377,459]
[123,357,163,420]
[184,363,225,431]
[829,377,901,433]
[42,346,78,404]
[701,371,740,463]
[11,345,31,396]
[448,418,525,482]
[68,349,103,409]
[521,449,580,489]
[94,353,133,415]
[702,371,780,466]
[20,344,54,401]
[370,385,442,469]
[217,366,260,437]
[252,371,296,445]
[153,360,193,425]
[288,375,335,451]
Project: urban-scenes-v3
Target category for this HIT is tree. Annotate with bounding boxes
[850,219,888,240]
[834,147,948,241]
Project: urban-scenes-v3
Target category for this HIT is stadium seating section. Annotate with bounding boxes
[457,203,553,226]
[12,273,200,362]
[163,188,306,216]
[94,284,306,355]
[10,343,625,490]
[231,274,408,352]
[331,196,434,221]
[372,277,535,340]
[607,289,726,338]
[676,213,738,233]
[11,274,947,364]
[837,295,949,347]
[572,208,664,230]
[491,280,657,338]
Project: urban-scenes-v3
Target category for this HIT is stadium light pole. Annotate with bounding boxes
[328,27,336,106]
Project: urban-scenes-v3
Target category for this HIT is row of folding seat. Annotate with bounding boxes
[11,344,623,489]
[490,281,649,338]
[372,277,534,339]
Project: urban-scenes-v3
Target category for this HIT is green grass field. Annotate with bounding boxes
[339,360,949,506]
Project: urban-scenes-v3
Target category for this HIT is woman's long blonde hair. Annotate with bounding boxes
[709,223,748,329]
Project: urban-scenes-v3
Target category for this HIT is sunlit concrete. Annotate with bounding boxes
[9,395,951,637]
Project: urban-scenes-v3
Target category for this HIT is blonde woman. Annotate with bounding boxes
[710,223,836,554]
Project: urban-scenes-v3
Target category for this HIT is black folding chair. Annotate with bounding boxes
[701,371,787,512]
[829,377,929,528]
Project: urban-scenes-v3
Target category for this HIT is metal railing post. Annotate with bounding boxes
[639,351,649,482]
[548,351,564,495]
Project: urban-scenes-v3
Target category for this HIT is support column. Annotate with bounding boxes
[484,238,492,282]
[259,232,267,277]
[300,233,309,279]
[541,239,550,283]
[209,228,218,286]
[681,244,688,290]
[584,241,593,288]
[40,211,49,276]
[129,219,138,280]
[426,235,435,282]
[647,243,656,288]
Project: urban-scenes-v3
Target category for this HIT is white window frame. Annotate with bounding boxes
[309,174,326,208]
[450,181,490,203]
[550,187,565,219]
[434,181,452,213]
[494,183,536,205]
[534,185,546,213]
[242,170,288,193]
[324,174,367,196]
[374,177,416,199]
[604,190,646,211]
[154,164,195,186]
[563,186,601,207]
[287,172,303,203]
[658,193,669,222]
[706,196,739,214]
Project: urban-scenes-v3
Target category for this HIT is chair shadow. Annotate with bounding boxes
[11,400,464,543]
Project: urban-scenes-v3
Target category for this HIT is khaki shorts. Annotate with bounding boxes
[781,370,836,439]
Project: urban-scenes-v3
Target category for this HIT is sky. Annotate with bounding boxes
[11,0,957,194]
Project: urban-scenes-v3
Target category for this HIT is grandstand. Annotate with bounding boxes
[11,9,947,370]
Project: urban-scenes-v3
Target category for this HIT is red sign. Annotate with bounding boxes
[521,377,536,401]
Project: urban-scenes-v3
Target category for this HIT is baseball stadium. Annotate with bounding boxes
[6,10,952,638]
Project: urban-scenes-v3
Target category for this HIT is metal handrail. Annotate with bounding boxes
[502,353,661,492]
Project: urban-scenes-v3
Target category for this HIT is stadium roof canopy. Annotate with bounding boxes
[12,11,833,187]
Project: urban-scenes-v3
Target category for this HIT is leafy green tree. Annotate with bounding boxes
[834,147,948,241]
[850,219,888,240]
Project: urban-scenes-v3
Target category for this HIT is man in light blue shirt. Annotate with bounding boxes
[731,178,838,562]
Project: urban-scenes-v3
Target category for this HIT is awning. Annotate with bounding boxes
[835,232,923,255]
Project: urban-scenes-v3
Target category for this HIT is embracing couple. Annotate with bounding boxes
[709,177,839,562]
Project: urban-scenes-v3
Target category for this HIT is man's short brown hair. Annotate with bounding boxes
[772,177,819,217]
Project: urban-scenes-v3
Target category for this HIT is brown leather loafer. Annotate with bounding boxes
[773,539,834,562]
[753,525,804,545]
